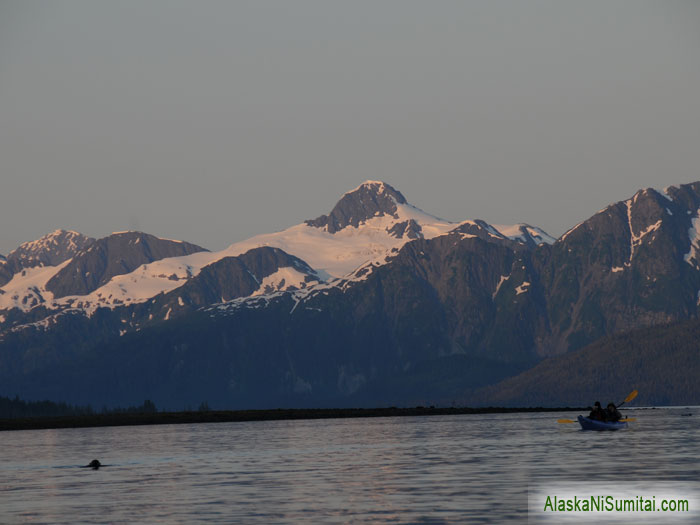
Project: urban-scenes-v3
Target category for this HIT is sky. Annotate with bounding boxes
[1,1,699,255]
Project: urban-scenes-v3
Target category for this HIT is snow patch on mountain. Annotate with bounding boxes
[684,210,700,268]
[493,274,510,298]
[56,253,209,313]
[661,186,675,202]
[251,267,318,296]
[559,222,584,242]
[228,201,455,277]
[626,199,662,265]
[493,224,556,245]
[0,260,70,311]
[515,282,531,295]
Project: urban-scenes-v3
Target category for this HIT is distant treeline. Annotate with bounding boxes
[0,395,162,419]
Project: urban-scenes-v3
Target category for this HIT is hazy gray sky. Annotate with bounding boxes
[1,1,699,254]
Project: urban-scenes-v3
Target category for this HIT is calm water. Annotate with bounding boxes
[1,408,698,523]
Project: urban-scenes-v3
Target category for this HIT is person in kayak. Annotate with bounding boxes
[606,403,622,423]
[588,401,605,421]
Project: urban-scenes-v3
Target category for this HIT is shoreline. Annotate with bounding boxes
[0,406,586,432]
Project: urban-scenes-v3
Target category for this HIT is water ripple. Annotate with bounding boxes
[0,409,698,523]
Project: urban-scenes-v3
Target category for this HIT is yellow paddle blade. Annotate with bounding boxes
[624,390,638,403]
[557,417,635,423]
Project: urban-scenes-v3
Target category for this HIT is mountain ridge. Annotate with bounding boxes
[2,180,700,408]
[0,181,553,317]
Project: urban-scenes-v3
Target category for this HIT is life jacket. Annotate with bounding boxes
[606,408,621,422]
[588,407,605,420]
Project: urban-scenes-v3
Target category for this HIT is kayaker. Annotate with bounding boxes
[606,403,622,423]
[588,401,605,421]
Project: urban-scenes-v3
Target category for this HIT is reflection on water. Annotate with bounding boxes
[0,408,698,523]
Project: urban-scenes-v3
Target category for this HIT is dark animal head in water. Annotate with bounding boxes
[89,459,101,469]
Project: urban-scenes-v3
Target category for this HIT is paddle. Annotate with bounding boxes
[557,418,636,423]
[616,389,638,409]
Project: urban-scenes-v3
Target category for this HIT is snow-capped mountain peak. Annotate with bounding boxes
[6,229,95,270]
[223,182,459,279]
[305,180,409,234]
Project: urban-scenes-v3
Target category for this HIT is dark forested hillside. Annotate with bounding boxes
[471,319,700,406]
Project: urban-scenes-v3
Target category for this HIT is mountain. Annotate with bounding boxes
[136,246,320,323]
[0,230,94,287]
[0,232,207,313]
[1,180,700,408]
[7,229,94,270]
[218,180,538,280]
[531,184,700,355]
[45,231,207,298]
[0,181,549,317]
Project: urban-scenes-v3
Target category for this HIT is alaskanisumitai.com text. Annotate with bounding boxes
[544,495,689,513]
